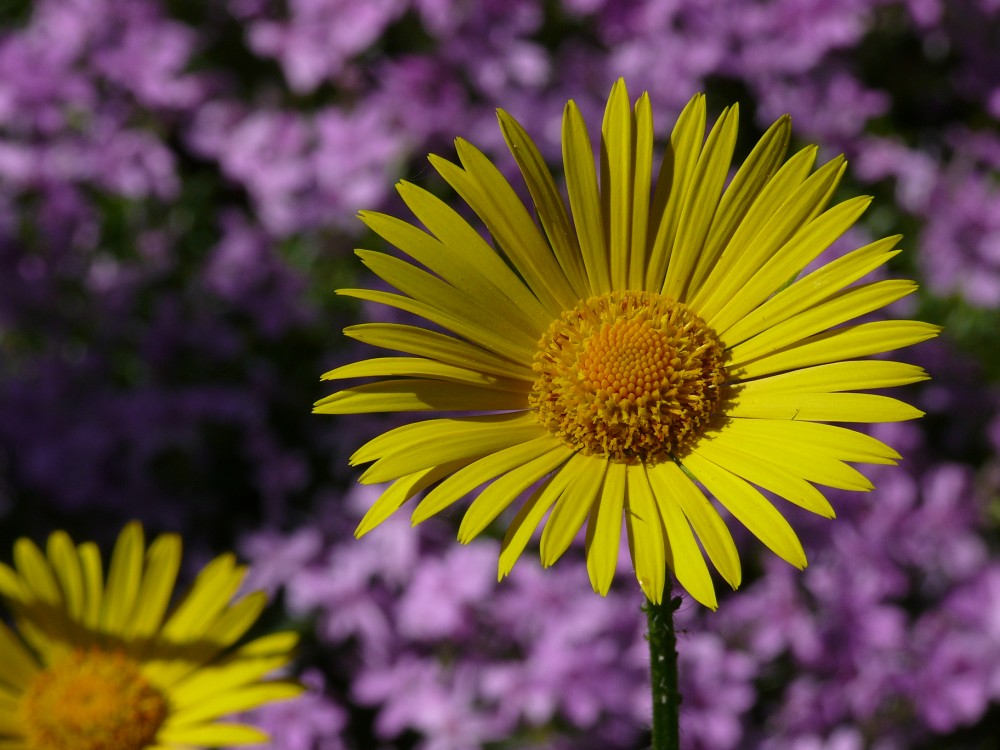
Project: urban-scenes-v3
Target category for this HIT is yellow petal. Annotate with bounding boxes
[46,531,84,623]
[124,532,182,643]
[356,463,466,537]
[459,443,571,544]
[735,360,928,396]
[688,144,818,315]
[640,465,717,609]
[646,461,741,591]
[344,322,534,380]
[361,207,546,335]
[156,723,269,746]
[729,392,924,422]
[497,109,589,298]
[100,521,144,637]
[563,98,609,294]
[394,181,551,328]
[646,94,706,291]
[320,356,531,392]
[359,416,546,484]
[681,452,807,569]
[689,114,792,295]
[498,469,572,579]
[442,141,578,312]
[540,455,605,567]
[663,104,738,301]
[350,412,534,466]
[585,461,625,596]
[736,320,941,379]
[692,441,835,518]
[709,421,877,490]
[602,77,634,289]
[413,436,562,526]
[314,379,529,415]
[720,235,901,345]
[624,466,668,605]
[628,92,654,288]
[728,279,918,363]
[355,250,539,350]
[337,287,532,364]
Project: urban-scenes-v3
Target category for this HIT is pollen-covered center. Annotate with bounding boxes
[19,647,168,750]
[530,290,728,463]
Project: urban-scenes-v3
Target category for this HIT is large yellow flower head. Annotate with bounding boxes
[317,79,938,609]
[0,522,302,749]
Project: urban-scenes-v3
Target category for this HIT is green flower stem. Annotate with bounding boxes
[645,580,682,750]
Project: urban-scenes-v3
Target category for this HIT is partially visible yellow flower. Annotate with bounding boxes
[0,522,301,749]
[316,78,939,609]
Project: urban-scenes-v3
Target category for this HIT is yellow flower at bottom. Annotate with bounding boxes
[316,78,939,609]
[0,522,302,749]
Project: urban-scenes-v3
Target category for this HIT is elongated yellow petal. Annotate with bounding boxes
[602,78,634,289]
[709,422,877,490]
[735,360,928,396]
[497,109,589,298]
[360,209,545,336]
[314,379,529,415]
[359,416,546,484]
[646,94,706,290]
[688,144,818,314]
[703,161,857,330]
[14,539,60,609]
[564,98,609,294]
[458,444,571,544]
[125,533,182,643]
[682,452,807,569]
[646,461,741,590]
[0,621,39,690]
[100,522,144,637]
[585,461,625,596]
[443,141,578,313]
[540,454,605,567]
[156,723,269,746]
[412,436,561,525]
[692,441,835,517]
[624,466,667,604]
[730,392,924,422]
[343,324,534,381]
[722,417,901,464]
[641,465,718,609]
[46,531,85,623]
[499,472,569,579]
[736,320,941,378]
[321,357,531,392]
[709,190,868,334]
[720,236,901,345]
[689,114,792,296]
[356,250,539,350]
[395,181,551,328]
[337,287,531,363]
[628,93,654,288]
[356,462,467,537]
[350,412,534,465]
[728,279,917,363]
[663,105,738,301]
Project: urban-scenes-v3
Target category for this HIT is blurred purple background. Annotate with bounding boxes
[2,1,1000,748]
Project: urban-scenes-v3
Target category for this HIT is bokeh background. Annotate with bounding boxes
[2,0,999,748]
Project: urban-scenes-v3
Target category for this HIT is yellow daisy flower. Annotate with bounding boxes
[0,522,302,749]
[316,79,938,609]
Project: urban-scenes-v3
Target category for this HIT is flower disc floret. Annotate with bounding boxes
[530,290,728,463]
[19,648,167,750]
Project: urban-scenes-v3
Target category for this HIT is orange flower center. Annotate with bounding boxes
[530,290,728,463]
[19,648,168,750]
